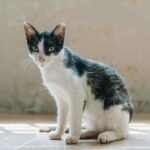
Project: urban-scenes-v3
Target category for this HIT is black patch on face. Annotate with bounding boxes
[26,34,39,53]
[26,31,64,56]
[63,48,133,120]
[42,32,64,56]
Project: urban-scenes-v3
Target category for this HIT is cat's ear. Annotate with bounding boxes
[23,22,38,40]
[51,23,66,40]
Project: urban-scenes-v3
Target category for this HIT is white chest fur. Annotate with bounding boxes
[39,58,85,103]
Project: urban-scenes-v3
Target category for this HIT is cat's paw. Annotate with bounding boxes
[98,133,111,144]
[49,131,61,140]
[65,135,79,144]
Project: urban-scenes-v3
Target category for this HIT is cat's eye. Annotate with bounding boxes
[32,46,38,52]
[48,47,55,52]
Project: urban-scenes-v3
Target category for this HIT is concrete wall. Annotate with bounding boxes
[0,0,150,113]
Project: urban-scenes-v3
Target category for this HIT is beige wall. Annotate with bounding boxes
[0,0,150,113]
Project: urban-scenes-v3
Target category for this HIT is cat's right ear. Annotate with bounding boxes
[23,22,38,40]
[51,23,66,41]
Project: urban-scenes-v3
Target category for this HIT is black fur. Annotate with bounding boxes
[63,47,133,120]
[26,34,39,53]
[26,31,64,56]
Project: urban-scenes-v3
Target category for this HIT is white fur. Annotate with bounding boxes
[30,41,130,144]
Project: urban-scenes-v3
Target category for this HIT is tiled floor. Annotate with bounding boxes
[0,113,150,150]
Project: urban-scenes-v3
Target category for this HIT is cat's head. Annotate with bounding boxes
[24,23,66,67]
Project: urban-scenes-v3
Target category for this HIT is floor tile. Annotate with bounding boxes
[0,113,149,150]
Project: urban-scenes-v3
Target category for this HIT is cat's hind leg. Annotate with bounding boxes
[97,130,127,144]
[97,109,129,143]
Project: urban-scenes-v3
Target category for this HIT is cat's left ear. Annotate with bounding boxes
[51,23,66,40]
[23,22,38,40]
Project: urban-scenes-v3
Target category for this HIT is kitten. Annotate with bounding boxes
[24,22,133,144]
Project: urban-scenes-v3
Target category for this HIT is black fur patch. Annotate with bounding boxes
[26,34,39,53]
[63,47,87,76]
[26,31,64,56]
[122,102,133,122]
[63,47,133,120]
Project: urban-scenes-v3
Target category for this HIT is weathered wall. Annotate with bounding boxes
[0,0,149,113]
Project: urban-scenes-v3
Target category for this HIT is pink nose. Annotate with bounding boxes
[39,56,45,63]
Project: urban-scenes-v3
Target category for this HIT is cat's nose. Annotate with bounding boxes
[39,56,45,63]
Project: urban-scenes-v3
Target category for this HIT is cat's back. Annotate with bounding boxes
[63,47,132,106]
[63,47,123,85]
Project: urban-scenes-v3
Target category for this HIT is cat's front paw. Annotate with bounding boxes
[65,135,79,144]
[49,131,61,140]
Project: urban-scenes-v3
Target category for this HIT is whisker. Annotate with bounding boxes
[23,61,34,71]
[21,58,32,63]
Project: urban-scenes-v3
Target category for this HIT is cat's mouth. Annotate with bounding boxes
[39,63,45,67]
[38,61,46,67]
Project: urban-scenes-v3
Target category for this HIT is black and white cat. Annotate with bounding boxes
[24,23,133,144]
